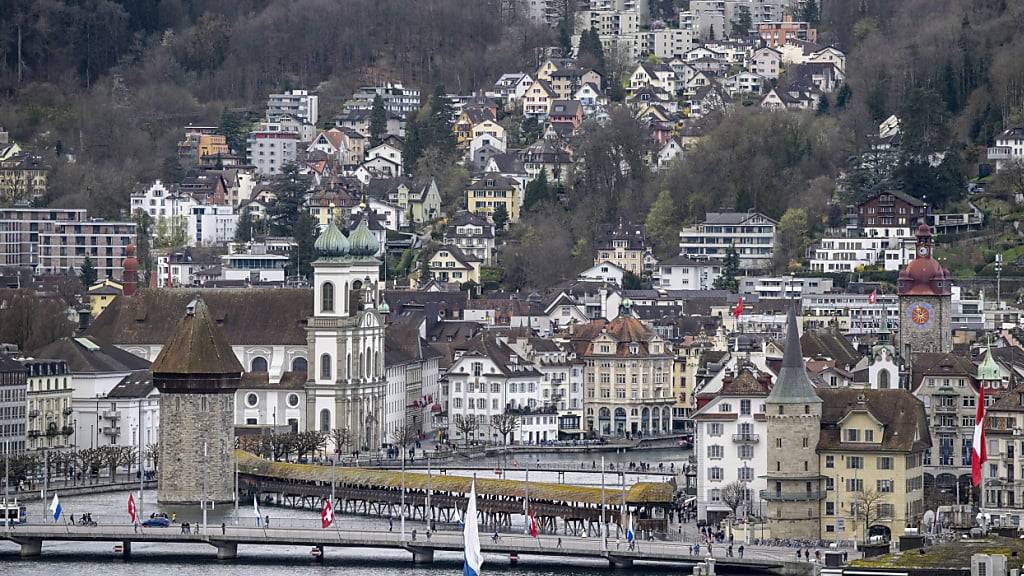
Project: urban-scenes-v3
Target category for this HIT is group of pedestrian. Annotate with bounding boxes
[795,548,823,563]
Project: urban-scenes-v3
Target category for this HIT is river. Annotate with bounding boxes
[1,447,714,575]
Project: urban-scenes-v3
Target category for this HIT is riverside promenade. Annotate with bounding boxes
[0,523,813,575]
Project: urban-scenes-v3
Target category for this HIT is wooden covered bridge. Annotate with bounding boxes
[237,451,675,536]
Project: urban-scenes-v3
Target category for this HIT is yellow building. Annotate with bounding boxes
[22,358,74,452]
[197,134,230,162]
[428,245,482,285]
[672,333,718,432]
[817,389,930,543]
[0,144,48,203]
[88,279,124,318]
[466,173,521,224]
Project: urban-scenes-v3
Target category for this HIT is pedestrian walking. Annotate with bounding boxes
[133,522,138,534]
[389,518,394,532]
[843,550,848,562]
[265,515,270,528]
[796,548,802,560]
[804,549,810,562]
[221,522,226,535]
[557,537,562,548]
[412,529,417,541]
[727,545,733,557]
[815,550,821,563]
[738,545,744,558]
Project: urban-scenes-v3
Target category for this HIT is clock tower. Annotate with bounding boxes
[897,223,952,356]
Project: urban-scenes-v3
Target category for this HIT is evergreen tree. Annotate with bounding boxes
[267,164,309,236]
[428,85,456,155]
[712,244,740,291]
[79,255,98,286]
[292,212,317,281]
[622,271,644,290]
[558,16,573,55]
[369,94,387,147]
[492,204,510,231]
[219,108,251,159]
[160,155,185,183]
[834,83,852,109]
[403,114,424,173]
[235,209,255,242]
[645,189,679,259]
[801,0,819,24]
[731,6,752,37]
[708,24,716,41]
[524,170,550,211]
[606,75,626,102]
[132,209,154,284]
[816,94,831,115]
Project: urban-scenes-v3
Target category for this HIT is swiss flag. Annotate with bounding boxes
[868,290,877,304]
[529,509,538,538]
[732,297,744,319]
[128,493,137,524]
[321,499,335,528]
[972,384,987,487]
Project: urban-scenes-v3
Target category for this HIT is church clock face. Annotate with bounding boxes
[906,302,934,329]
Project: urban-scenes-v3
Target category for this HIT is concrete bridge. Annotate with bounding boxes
[0,524,810,575]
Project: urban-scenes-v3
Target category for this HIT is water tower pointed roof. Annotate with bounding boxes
[151,298,243,376]
[766,307,821,405]
[978,348,1002,382]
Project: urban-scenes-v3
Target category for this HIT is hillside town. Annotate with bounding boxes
[2,0,1024,572]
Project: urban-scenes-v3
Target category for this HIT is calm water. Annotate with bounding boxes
[1,447,714,575]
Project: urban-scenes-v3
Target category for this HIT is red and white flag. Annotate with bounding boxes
[972,384,987,487]
[868,289,877,304]
[321,499,335,529]
[128,493,137,524]
[731,297,744,319]
[529,509,538,538]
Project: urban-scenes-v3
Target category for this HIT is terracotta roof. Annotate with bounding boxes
[910,352,977,392]
[718,367,772,397]
[87,288,312,346]
[817,388,931,453]
[151,298,245,375]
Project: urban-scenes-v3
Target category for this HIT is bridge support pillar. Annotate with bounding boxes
[704,557,715,576]
[409,547,434,564]
[607,555,633,569]
[215,542,238,560]
[122,541,132,559]
[18,538,43,558]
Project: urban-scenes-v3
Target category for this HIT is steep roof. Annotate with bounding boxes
[107,370,156,398]
[151,298,244,375]
[817,388,931,453]
[776,328,860,369]
[87,288,312,345]
[765,308,821,405]
[33,336,150,374]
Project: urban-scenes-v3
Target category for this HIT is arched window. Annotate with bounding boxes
[320,354,332,380]
[350,280,363,316]
[374,351,380,378]
[251,356,268,372]
[321,282,335,313]
[365,347,372,378]
[291,357,308,373]
[320,409,331,433]
[878,369,891,389]
[346,353,352,379]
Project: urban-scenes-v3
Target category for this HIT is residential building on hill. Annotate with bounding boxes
[679,212,777,270]
[37,219,137,280]
[444,211,496,265]
[466,173,522,223]
[0,207,86,269]
[267,89,319,126]
[594,221,650,276]
[428,245,482,286]
[0,355,27,453]
[988,127,1024,172]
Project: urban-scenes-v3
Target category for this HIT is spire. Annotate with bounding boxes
[766,307,821,405]
[978,346,1002,382]
[152,298,243,380]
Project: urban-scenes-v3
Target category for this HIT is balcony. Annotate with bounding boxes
[732,433,760,443]
[760,490,825,501]
[28,430,41,438]
[933,404,958,414]
[101,410,120,420]
[63,407,74,416]
[102,426,120,437]
[988,146,1012,160]
[29,410,39,419]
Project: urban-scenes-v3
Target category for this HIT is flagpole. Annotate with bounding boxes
[202,441,208,534]
[234,458,239,525]
[139,399,144,522]
[524,463,530,535]
[426,454,432,529]
[400,447,406,541]
[4,441,9,534]
[620,470,626,538]
[600,456,607,550]
[41,450,47,525]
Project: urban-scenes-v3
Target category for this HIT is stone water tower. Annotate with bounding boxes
[152,298,242,503]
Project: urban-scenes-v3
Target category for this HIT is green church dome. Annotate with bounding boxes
[314,220,349,257]
[347,218,380,257]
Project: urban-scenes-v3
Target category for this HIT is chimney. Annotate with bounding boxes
[77,307,91,332]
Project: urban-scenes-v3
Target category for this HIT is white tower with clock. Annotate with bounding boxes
[896,223,952,356]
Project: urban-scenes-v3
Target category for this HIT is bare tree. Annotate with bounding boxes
[854,489,889,544]
[491,413,521,445]
[720,480,748,520]
[390,422,418,450]
[453,414,479,448]
[991,159,1024,203]
[330,428,352,456]
[145,443,160,471]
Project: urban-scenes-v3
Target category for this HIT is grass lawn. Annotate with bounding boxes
[852,537,1024,568]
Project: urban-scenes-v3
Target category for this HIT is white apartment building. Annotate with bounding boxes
[748,47,782,79]
[693,367,771,525]
[247,122,300,176]
[688,0,787,39]
[442,336,552,445]
[188,204,238,246]
[220,251,289,283]
[655,255,721,290]
[645,28,697,61]
[988,127,1024,172]
[267,89,319,126]
[38,219,137,280]
[809,236,889,273]
[21,358,74,452]
[575,9,639,36]
[801,293,899,335]
[739,276,833,299]
[131,180,196,220]
[349,84,421,116]
[679,212,777,270]
[155,252,196,287]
